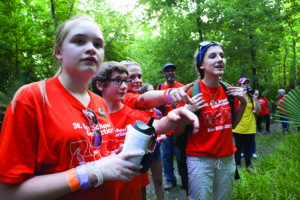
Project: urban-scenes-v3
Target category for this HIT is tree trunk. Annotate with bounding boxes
[15,36,18,78]
[249,34,257,89]
[195,0,203,42]
[288,18,299,88]
[51,0,58,28]
[292,38,296,88]
[14,9,19,79]
[196,18,203,42]
[67,0,75,19]
[283,47,287,88]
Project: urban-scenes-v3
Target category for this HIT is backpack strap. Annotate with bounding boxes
[191,80,200,98]
[158,83,162,90]
[219,81,235,117]
[191,80,235,116]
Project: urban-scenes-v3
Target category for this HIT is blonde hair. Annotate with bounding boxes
[120,60,140,69]
[12,81,49,112]
[12,16,99,112]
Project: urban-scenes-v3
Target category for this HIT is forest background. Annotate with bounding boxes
[0,0,299,123]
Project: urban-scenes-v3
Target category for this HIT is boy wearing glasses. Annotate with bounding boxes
[91,61,200,200]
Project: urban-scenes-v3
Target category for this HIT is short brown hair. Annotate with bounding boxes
[91,61,128,96]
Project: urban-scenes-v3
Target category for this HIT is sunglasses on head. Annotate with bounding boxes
[82,108,103,148]
[199,41,222,50]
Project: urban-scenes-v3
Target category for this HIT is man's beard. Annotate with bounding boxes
[166,75,175,81]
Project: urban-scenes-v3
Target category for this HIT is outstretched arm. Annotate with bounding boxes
[135,83,194,110]
[153,106,199,135]
[226,87,247,129]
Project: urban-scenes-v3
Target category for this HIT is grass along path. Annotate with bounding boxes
[233,128,300,199]
[146,123,300,200]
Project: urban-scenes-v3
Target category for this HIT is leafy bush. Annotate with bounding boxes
[0,81,24,131]
[0,81,23,115]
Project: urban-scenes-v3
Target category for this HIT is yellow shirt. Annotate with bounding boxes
[233,95,256,134]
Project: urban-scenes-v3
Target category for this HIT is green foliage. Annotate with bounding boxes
[134,0,299,95]
[233,132,300,199]
[275,86,300,125]
[0,0,299,113]
[0,0,57,92]
[0,80,24,131]
[0,81,23,113]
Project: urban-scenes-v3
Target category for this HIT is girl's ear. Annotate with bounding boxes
[54,45,63,60]
[96,81,104,91]
[199,64,205,70]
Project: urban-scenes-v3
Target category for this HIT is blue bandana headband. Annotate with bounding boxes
[196,41,222,69]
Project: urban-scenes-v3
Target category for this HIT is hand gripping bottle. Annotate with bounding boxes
[139,119,161,174]
[122,116,159,172]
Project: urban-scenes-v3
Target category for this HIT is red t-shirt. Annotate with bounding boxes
[110,105,154,200]
[123,93,141,109]
[183,80,236,157]
[257,96,270,116]
[0,77,120,200]
[156,81,184,135]
[277,96,286,114]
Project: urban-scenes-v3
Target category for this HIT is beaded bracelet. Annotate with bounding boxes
[75,165,91,190]
[87,162,103,187]
[65,168,81,192]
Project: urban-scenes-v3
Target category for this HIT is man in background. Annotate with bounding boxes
[277,89,290,134]
[157,63,186,191]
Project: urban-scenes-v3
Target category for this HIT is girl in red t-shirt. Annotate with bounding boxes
[121,61,164,199]
[176,41,247,200]
[0,16,147,200]
[255,90,271,133]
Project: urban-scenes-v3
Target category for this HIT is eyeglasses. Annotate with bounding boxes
[109,79,132,85]
[199,41,222,50]
[82,109,102,148]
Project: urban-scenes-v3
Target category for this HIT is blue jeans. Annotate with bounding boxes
[161,134,182,184]
[280,116,290,133]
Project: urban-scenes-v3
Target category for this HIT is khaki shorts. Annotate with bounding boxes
[187,155,235,200]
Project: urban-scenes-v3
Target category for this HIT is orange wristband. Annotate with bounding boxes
[163,89,172,103]
[163,90,168,102]
[66,168,81,192]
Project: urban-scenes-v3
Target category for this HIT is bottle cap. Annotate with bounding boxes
[133,116,155,136]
